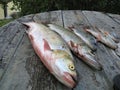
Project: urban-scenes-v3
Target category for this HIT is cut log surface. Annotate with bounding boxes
[0,10,120,90]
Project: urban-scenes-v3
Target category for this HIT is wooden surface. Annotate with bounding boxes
[0,10,120,90]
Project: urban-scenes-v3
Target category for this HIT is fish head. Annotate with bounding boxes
[68,41,102,70]
[51,50,77,88]
[77,46,102,70]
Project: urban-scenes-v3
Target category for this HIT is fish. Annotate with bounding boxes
[48,24,102,70]
[84,27,118,49]
[22,22,77,88]
[68,26,97,51]
[95,27,119,43]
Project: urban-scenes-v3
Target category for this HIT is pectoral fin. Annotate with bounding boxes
[96,34,102,42]
[43,39,51,51]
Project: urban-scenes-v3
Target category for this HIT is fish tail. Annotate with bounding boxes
[21,22,33,33]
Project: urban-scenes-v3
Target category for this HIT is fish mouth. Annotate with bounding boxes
[63,72,77,88]
[76,45,102,70]
[21,22,33,33]
[80,54,102,70]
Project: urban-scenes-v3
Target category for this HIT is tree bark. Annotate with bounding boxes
[3,3,8,18]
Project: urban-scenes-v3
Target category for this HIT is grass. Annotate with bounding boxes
[0,19,14,27]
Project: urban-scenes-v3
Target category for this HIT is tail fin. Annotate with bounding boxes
[21,22,33,33]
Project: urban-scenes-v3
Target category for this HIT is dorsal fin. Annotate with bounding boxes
[43,39,51,51]
[96,34,102,41]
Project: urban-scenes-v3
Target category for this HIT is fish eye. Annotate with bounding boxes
[69,64,75,71]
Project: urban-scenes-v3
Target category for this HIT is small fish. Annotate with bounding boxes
[95,27,119,43]
[22,22,77,88]
[68,26,97,51]
[48,24,102,70]
[85,27,118,49]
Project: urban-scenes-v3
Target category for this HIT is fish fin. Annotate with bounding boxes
[95,28,109,36]
[68,40,75,48]
[78,45,84,57]
[68,41,79,54]
[43,39,51,51]
[104,31,109,36]
[29,35,34,40]
[22,22,30,33]
[96,34,102,41]
[21,22,34,33]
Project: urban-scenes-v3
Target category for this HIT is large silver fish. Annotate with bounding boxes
[85,27,118,49]
[22,22,77,88]
[48,24,102,70]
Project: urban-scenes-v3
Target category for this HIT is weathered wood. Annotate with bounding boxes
[17,14,35,23]
[33,10,63,26]
[0,21,19,58]
[0,35,27,90]
[106,13,120,25]
[0,15,35,80]
[0,21,25,79]
[82,11,120,82]
[0,10,120,90]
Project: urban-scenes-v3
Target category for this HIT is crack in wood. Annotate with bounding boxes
[0,27,24,81]
[106,14,120,25]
